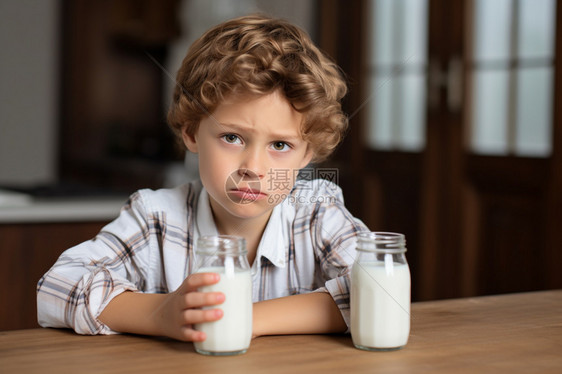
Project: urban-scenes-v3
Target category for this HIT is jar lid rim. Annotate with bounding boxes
[358,231,405,240]
[357,232,407,253]
[196,235,248,255]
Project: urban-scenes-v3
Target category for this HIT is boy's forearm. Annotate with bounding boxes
[99,290,348,339]
[252,292,347,338]
[98,291,165,336]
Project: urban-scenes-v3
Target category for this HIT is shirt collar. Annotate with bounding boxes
[195,187,219,238]
[194,186,290,269]
[254,201,292,268]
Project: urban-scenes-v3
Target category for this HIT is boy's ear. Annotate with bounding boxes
[182,129,198,153]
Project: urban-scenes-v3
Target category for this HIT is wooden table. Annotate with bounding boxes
[1,290,561,373]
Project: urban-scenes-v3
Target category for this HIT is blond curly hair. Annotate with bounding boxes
[167,14,348,162]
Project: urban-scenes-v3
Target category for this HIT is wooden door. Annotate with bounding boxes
[457,0,562,298]
[320,0,562,301]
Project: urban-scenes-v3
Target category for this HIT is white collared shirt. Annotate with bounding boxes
[37,180,368,335]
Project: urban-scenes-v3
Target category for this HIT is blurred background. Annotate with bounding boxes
[1,0,561,329]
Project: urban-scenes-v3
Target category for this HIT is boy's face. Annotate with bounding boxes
[183,90,313,225]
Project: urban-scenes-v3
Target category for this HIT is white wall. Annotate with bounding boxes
[0,0,60,186]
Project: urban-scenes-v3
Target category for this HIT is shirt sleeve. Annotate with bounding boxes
[308,183,369,332]
[36,191,155,335]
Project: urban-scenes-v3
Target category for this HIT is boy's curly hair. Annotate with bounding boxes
[167,14,348,163]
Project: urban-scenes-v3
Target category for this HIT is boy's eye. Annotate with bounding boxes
[272,141,290,152]
[222,134,241,144]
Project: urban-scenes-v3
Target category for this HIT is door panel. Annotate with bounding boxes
[320,0,562,301]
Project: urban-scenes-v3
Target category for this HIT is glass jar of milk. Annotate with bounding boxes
[351,232,411,351]
[191,235,252,356]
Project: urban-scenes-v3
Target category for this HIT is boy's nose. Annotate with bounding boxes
[238,149,266,179]
[237,168,262,180]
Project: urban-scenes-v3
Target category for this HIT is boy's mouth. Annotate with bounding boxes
[227,187,267,202]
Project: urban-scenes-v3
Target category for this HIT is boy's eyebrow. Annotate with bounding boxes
[217,122,303,141]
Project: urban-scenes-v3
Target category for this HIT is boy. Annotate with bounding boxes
[37,14,368,342]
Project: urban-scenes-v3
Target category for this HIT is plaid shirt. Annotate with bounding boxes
[37,179,368,335]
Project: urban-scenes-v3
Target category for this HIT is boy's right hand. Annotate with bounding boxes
[153,272,225,342]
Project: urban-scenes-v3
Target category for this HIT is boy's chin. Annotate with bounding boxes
[223,200,276,219]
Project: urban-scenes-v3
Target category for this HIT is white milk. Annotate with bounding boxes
[351,262,410,350]
[194,267,252,355]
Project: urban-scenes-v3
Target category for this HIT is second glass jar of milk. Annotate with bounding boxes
[351,232,411,351]
[191,235,252,356]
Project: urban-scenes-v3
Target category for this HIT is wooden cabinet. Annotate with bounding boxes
[0,222,107,331]
[60,0,183,192]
